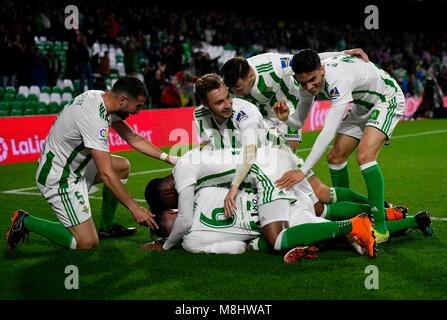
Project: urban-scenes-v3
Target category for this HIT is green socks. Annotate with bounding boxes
[333,187,369,204]
[387,217,418,234]
[274,220,352,250]
[100,186,119,230]
[361,162,387,234]
[329,162,350,188]
[24,215,76,249]
[325,202,371,220]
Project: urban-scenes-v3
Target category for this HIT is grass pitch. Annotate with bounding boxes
[1,119,446,300]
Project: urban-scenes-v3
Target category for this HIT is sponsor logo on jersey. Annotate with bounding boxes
[235,110,248,122]
[329,87,341,99]
[99,128,109,142]
[0,137,9,163]
[280,56,291,69]
[370,109,380,121]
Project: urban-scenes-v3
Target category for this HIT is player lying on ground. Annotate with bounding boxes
[142,147,432,259]
[143,184,379,261]
[274,50,408,244]
[220,48,370,152]
[6,77,177,252]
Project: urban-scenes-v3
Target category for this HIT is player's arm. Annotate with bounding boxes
[274,89,315,129]
[318,48,369,62]
[275,103,348,190]
[162,184,195,250]
[224,120,258,217]
[112,120,178,164]
[91,149,158,229]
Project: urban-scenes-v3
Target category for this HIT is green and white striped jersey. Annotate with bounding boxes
[173,148,243,193]
[35,90,118,188]
[320,55,403,108]
[194,98,285,149]
[194,97,282,149]
[244,53,301,118]
[186,187,261,236]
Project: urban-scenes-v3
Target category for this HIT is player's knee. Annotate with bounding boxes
[356,149,376,165]
[327,150,346,165]
[76,235,99,249]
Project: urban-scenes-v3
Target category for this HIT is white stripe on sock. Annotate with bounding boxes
[274,229,287,251]
[328,162,348,170]
[320,205,328,218]
[70,237,77,250]
[360,161,378,171]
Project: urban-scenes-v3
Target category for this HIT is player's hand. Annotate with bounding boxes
[344,48,369,62]
[224,185,239,218]
[166,155,179,165]
[273,100,290,121]
[275,169,305,190]
[140,241,164,251]
[131,206,159,230]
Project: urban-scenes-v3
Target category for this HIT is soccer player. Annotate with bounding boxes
[220,49,370,152]
[6,77,177,251]
[142,146,380,257]
[274,49,407,244]
[143,183,378,260]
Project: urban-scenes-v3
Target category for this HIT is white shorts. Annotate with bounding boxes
[338,91,405,143]
[37,159,97,228]
[264,117,302,142]
[288,190,329,225]
[182,231,257,254]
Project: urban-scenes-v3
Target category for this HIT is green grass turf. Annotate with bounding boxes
[0,119,446,299]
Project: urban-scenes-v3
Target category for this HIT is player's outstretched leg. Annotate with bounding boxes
[6,209,77,251]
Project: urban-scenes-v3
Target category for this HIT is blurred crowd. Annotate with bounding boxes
[1,0,446,110]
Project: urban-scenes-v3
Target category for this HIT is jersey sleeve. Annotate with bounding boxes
[77,114,110,152]
[173,152,199,193]
[327,77,354,107]
[234,100,262,146]
[193,107,211,145]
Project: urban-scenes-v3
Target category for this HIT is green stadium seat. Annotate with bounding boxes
[62,86,73,94]
[24,102,37,115]
[10,102,24,116]
[3,93,15,102]
[0,87,5,97]
[36,102,49,115]
[5,87,16,94]
[41,86,52,94]
[15,94,27,102]
[48,102,61,114]
[27,94,39,102]
[52,87,63,94]
[0,109,9,117]
[0,101,11,113]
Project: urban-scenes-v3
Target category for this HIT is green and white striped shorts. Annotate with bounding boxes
[338,90,405,143]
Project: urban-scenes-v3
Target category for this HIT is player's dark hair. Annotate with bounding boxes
[291,49,321,74]
[195,73,225,104]
[220,57,251,88]
[111,76,148,99]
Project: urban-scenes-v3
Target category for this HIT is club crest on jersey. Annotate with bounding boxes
[329,87,340,99]
[236,110,248,122]
[280,56,291,69]
[99,128,109,142]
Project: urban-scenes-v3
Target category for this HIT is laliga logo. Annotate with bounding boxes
[99,128,108,139]
[0,137,8,163]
